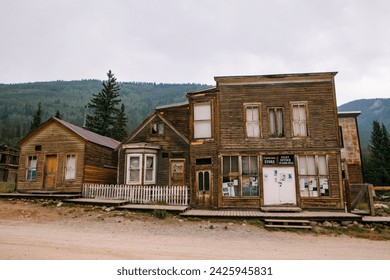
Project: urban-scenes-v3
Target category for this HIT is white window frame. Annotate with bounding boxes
[291,102,308,137]
[126,154,143,185]
[64,154,77,180]
[193,102,212,139]
[144,154,156,184]
[244,104,261,138]
[26,155,37,180]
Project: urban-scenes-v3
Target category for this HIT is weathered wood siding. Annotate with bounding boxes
[17,122,85,192]
[118,108,189,186]
[339,115,364,184]
[84,142,117,184]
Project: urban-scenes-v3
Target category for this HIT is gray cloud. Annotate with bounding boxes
[1,0,390,105]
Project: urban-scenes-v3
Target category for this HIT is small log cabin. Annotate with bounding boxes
[338,111,364,184]
[0,144,19,183]
[17,117,119,193]
[117,102,190,187]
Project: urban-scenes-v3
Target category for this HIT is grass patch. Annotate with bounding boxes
[0,182,16,193]
[152,209,168,219]
[61,202,76,208]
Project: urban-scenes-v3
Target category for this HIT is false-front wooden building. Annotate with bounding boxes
[117,102,190,187]
[17,117,119,193]
[187,72,345,210]
[338,111,364,184]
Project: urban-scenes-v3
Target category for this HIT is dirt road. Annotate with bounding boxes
[0,199,389,260]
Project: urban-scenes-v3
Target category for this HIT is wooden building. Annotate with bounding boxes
[338,111,364,184]
[119,72,349,211]
[17,117,119,193]
[0,144,19,183]
[117,102,190,187]
[186,72,344,210]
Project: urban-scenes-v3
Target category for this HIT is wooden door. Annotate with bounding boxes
[44,155,58,189]
[263,167,296,206]
[170,159,185,186]
[196,170,211,207]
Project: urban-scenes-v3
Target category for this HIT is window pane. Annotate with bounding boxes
[194,121,211,138]
[223,157,230,175]
[246,106,260,137]
[318,156,328,175]
[130,157,140,168]
[269,109,276,135]
[250,156,258,175]
[231,156,239,173]
[276,109,283,136]
[204,171,210,191]
[130,170,140,181]
[65,155,76,180]
[298,156,307,175]
[198,172,204,191]
[242,156,249,175]
[145,170,153,181]
[146,156,154,168]
[307,156,316,175]
[194,104,211,121]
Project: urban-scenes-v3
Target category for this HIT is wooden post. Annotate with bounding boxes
[368,184,375,216]
[344,180,351,213]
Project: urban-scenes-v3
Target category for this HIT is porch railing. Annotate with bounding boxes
[82,184,188,205]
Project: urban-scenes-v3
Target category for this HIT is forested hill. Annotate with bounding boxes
[338,98,390,148]
[0,80,210,148]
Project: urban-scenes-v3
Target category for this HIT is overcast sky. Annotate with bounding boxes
[1,0,389,105]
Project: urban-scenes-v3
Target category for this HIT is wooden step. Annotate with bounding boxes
[264,219,312,230]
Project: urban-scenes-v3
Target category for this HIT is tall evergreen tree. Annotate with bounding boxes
[365,121,390,185]
[55,110,62,119]
[30,102,42,132]
[85,70,121,138]
[112,103,128,141]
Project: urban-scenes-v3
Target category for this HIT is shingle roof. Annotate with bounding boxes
[55,117,120,149]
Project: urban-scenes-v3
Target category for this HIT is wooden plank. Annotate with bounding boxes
[265,225,312,229]
[265,219,310,224]
[372,186,390,191]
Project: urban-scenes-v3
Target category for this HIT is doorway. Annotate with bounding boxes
[196,170,211,207]
[44,155,57,189]
[263,166,296,206]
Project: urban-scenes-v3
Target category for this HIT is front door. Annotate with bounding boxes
[44,155,57,189]
[170,159,185,186]
[263,166,296,206]
[196,170,211,207]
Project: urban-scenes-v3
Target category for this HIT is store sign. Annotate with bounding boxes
[263,155,294,165]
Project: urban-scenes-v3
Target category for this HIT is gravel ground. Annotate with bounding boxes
[1,199,389,260]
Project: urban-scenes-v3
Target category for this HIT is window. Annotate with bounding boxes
[245,104,260,138]
[127,155,142,184]
[144,155,156,184]
[292,103,308,136]
[65,154,76,180]
[222,156,259,197]
[269,108,284,137]
[194,103,212,139]
[151,123,164,135]
[126,154,156,185]
[27,156,37,180]
[298,155,329,197]
[198,171,210,191]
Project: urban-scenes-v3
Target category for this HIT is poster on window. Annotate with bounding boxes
[320,178,329,196]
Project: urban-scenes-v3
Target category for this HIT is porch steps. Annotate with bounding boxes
[264,219,312,230]
[261,207,302,213]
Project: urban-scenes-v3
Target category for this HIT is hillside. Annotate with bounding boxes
[0,80,209,148]
[338,98,390,148]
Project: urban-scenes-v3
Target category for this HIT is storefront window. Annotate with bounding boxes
[298,155,329,197]
[222,156,259,197]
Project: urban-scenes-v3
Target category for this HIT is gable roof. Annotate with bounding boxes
[19,117,120,150]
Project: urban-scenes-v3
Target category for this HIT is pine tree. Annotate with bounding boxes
[85,70,121,138]
[365,121,390,185]
[30,102,42,132]
[112,103,128,141]
[55,110,62,119]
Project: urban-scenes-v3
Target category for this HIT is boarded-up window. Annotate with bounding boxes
[27,156,37,180]
[194,103,211,139]
[65,154,76,180]
[269,108,284,137]
[298,155,329,197]
[292,104,307,136]
[245,105,260,137]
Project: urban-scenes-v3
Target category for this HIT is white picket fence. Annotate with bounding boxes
[82,184,189,205]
